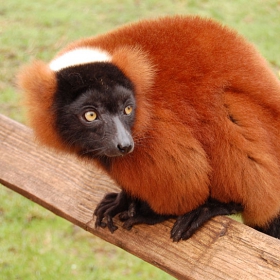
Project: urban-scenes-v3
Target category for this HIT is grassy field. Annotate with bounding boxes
[1,0,280,279]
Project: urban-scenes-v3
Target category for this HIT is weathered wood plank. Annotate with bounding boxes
[0,113,280,279]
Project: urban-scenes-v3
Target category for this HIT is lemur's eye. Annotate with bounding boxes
[124,105,133,115]
[84,111,97,122]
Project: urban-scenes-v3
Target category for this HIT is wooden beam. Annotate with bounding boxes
[0,113,280,279]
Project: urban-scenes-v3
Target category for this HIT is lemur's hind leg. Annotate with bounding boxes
[171,198,243,242]
[254,215,280,239]
[119,200,173,230]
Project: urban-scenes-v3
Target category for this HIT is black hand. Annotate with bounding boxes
[94,191,130,233]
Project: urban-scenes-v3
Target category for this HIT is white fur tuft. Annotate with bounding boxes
[49,47,112,71]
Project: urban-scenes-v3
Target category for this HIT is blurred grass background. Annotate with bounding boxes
[0,0,280,279]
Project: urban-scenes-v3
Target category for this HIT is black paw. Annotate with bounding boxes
[94,192,172,233]
[171,198,243,242]
[94,191,130,233]
[119,200,173,230]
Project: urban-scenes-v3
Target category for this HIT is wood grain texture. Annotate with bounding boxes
[0,113,280,279]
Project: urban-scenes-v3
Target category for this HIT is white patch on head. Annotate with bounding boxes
[49,47,112,71]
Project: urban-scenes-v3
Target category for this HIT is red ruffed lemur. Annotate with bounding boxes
[18,16,280,241]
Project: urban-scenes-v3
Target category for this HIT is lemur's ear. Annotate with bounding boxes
[17,61,67,151]
[18,60,56,108]
[112,46,155,97]
[112,46,155,135]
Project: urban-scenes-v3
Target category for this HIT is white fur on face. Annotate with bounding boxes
[49,47,112,71]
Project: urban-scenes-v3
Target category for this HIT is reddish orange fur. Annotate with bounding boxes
[111,46,155,136]
[18,61,77,153]
[18,16,280,227]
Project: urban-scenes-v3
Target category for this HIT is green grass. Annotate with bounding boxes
[0,188,170,280]
[0,0,280,279]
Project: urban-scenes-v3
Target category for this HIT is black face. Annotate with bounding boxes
[53,62,136,164]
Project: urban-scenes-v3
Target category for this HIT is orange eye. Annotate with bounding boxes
[84,111,97,122]
[124,105,133,115]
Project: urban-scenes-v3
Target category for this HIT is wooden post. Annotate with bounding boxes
[0,114,280,279]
